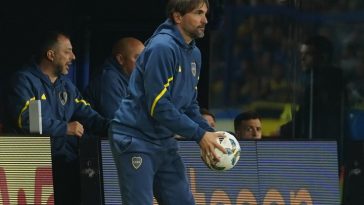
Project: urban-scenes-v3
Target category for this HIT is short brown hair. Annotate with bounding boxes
[234,111,260,131]
[166,0,209,21]
[200,108,215,121]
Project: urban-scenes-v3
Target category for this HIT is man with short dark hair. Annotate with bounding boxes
[234,111,262,140]
[109,0,226,204]
[280,35,344,139]
[7,31,108,204]
[85,37,144,119]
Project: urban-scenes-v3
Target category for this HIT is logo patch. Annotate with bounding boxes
[132,156,142,170]
[59,91,68,105]
[191,62,196,77]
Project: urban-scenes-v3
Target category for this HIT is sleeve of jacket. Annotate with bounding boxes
[71,86,109,136]
[9,73,67,136]
[144,43,206,143]
[98,70,126,119]
[185,91,215,132]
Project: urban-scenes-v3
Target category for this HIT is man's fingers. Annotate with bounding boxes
[207,145,219,162]
[78,125,84,136]
[76,131,82,138]
[76,127,84,138]
[200,132,229,163]
[214,141,227,154]
[214,133,227,154]
[211,152,220,162]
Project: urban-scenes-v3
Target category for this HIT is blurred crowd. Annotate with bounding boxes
[210,0,364,110]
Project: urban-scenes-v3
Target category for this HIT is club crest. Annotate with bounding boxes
[59,91,68,105]
[132,156,142,170]
[191,62,196,77]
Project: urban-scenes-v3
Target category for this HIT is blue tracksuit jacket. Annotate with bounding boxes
[111,19,213,145]
[8,62,108,161]
[84,57,129,119]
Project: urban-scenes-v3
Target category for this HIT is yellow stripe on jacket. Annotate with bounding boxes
[18,97,36,128]
[75,98,91,106]
[150,77,173,116]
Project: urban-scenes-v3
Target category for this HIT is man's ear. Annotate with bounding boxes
[172,12,183,24]
[46,50,55,62]
[115,54,124,65]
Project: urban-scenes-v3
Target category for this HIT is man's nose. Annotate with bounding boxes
[252,129,258,137]
[202,15,208,24]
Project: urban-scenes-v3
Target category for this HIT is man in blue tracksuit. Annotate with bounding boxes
[84,37,144,120]
[109,0,225,204]
[7,31,108,204]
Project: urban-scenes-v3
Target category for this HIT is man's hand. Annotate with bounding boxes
[199,131,227,162]
[67,121,84,138]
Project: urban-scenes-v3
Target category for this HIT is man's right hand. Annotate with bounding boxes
[67,121,84,138]
[199,131,227,162]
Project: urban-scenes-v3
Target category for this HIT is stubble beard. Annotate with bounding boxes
[189,29,205,40]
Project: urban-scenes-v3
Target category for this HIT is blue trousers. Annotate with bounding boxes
[110,132,195,205]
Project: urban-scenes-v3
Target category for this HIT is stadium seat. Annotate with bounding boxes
[348,109,364,140]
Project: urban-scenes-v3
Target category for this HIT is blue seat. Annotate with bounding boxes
[348,109,364,140]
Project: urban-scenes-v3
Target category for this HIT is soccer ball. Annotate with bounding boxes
[201,131,241,171]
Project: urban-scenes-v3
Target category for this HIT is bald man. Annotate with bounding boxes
[85,37,144,119]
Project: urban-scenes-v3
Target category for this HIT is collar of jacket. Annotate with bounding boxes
[146,18,196,51]
[105,56,130,81]
[28,60,66,87]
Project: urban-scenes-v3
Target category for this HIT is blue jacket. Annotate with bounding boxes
[111,19,213,145]
[8,62,108,161]
[84,57,129,119]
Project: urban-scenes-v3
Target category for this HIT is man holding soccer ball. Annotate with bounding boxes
[109,0,226,204]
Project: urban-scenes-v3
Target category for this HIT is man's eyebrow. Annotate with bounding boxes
[195,8,207,13]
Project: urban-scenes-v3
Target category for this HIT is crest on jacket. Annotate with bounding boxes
[59,91,68,105]
[191,62,196,77]
[132,156,142,170]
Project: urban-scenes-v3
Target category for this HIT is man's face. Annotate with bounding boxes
[202,114,216,128]
[177,3,208,42]
[121,43,144,76]
[236,119,262,140]
[300,44,314,71]
[51,35,76,75]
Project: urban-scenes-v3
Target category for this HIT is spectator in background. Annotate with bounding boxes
[234,111,262,140]
[280,35,344,139]
[84,37,144,119]
[6,31,109,204]
[200,108,216,128]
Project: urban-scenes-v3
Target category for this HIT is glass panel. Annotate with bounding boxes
[209,0,364,141]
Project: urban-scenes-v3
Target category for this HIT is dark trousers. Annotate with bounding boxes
[52,157,81,205]
[110,133,195,205]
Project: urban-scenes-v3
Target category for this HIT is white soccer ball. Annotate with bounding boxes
[201,131,241,171]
